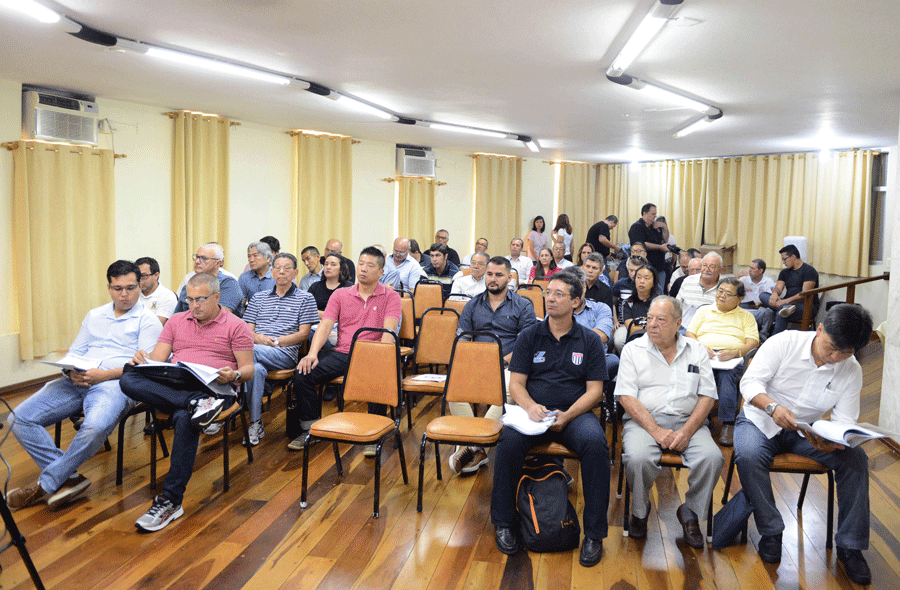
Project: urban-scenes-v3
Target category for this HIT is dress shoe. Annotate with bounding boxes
[718,423,734,447]
[630,511,649,539]
[758,533,782,563]
[494,526,520,555]
[676,503,704,549]
[579,537,603,567]
[6,482,46,510]
[777,304,797,318]
[47,474,90,509]
[837,547,871,585]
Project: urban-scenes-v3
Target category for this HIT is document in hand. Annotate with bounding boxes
[134,360,234,397]
[501,404,557,436]
[40,353,102,372]
[795,420,898,448]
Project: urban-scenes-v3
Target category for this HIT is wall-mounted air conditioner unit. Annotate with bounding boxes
[22,90,99,146]
[396,144,436,177]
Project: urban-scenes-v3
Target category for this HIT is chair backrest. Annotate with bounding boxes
[399,297,416,341]
[461,267,472,276]
[531,277,551,291]
[414,307,460,366]
[343,328,402,409]
[414,282,443,320]
[443,331,505,408]
[444,298,469,315]
[516,284,545,319]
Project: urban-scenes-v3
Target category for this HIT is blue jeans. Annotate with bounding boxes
[714,361,745,423]
[734,413,869,549]
[9,377,134,493]
[759,292,816,335]
[490,411,610,540]
[250,345,297,422]
[605,353,620,380]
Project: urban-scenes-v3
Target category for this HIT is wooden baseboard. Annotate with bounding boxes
[0,374,56,399]
[881,437,900,456]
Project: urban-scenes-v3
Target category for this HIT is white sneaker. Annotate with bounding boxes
[778,304,797,318]
[135,496,184,532]
[203,422,223,435]
[243,420,264,446]
[190,397,224,428]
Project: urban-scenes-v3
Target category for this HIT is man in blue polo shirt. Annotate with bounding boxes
[490,272,609,567]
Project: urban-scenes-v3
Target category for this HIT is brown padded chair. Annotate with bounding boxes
[413,281,444,322]
[300,328,409,519]
[443,298,468,315]
[417,331,505,512]
[516,283,545,319]
[400,307,460,430]
[531,276,551,291]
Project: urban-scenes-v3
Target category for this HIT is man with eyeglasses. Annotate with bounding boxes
[735,304,873,583]
[174,243,242,315]
[675,251,723,330]
[685,277,759,446]
[490,271,609,566]
[615,241,648,280]
[384,237,425,290]
[136,256,178,325]
[449,251,489,299]
[238,241,276,301]
[460,237,490,268]
[8,261,162,511]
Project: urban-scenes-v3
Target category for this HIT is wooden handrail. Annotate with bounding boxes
[796,272,889,330]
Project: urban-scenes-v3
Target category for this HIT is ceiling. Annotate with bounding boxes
[1,0,899,163]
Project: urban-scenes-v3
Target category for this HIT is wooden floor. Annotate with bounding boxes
[0,341,897,590]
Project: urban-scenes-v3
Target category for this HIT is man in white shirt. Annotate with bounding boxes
[738,258,776,337]
[506,237,533,288]
[136,256,178,325]
[552,241,574,269]
[735,304,873,584]
[616,296,723,549]
[675,252,722,329]
[450,252,488,299]
[460,237,489,268]
[384,237,426,290]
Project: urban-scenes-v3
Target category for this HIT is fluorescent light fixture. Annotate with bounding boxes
[110,38,148,54]
[524,139,539,152]
[145,47,291,86]
[607,0,682,77]
[673,116,711,138]
[288,79,311,90]
[0,0,60,24]
[334,94,397,120]
[638,81,711,113]
[428,123,509,139]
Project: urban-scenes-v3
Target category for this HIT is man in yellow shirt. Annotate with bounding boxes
[686,277,759,446]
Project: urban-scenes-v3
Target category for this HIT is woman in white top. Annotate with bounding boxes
[551,213,574,260]
[525,215,549,260]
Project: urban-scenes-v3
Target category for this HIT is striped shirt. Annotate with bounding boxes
[243,284,319,358]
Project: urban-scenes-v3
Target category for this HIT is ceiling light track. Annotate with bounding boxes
[3,3,540,152]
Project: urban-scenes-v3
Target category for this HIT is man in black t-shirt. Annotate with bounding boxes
[760,244,819,335]
[627,203,668,277]
[586,215,622,259]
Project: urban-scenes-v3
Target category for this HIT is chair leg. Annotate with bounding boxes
[301,434,311,508]
[826,470,835,549]
[405,390,413,431]
[434,441,443,481]
[707,493,714,541]
[150,414,157,490]
[373,442,383,519]
[616,458,624,499]
[222,417,231,492]
[797,473,811,510]
[55,421,62,448]
[333,442,343,477]
[240,408,254,463]
[623,479,631,537]
[418,434,428,513]
[0,497,47,590]
[156,423,169,458]
[337,386,344,412]
[395,430,408,484]
[610,417,617,467]
[722,452,737,505]
[116,417,127,485]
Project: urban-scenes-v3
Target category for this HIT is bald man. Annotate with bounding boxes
[321,239,356,284]
[384,237,426,290]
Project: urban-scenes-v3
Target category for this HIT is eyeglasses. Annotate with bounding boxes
[716,289,739,298]
[192,254,219,263]
[272,265,295,272]
[139,273,155,279]
[185,295,214,304]
[110,285,139,293]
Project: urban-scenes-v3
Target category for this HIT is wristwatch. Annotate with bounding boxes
[233,370,242,384]
[765,402,779,416]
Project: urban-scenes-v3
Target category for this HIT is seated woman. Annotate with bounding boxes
[614,264,660,352]
[576,242,595,267]
[308,253,354,345]
[528,247,560,281]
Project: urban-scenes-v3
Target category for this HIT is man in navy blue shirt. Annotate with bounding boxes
[490,272,609,567]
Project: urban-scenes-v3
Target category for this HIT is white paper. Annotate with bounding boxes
[710,356,742,371]
[795,420,892,448]
[409,374,447,382]
[40,354,102,371]
[501,404,556,436]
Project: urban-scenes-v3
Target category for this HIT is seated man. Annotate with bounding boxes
[582,252,615,316]
[506,237,533,289]
[685,277,759,446]
[8,261,162,510]
[565,266,619,378]
[321,238,356,284]
[450,251,488,299]
[447,257,537,474]
[460,237,489,267]
[120,272,254,532]
[174,243,242,314]
[616,241,648,278]
[384,237,425,290]
[616,296,723,549]
[299,246,323,291]
[760,244,819,335]
[422,242,460,299]
[735,304,873,584]
[372,244,401,288]
[136,256,178,325]
[238,241,275,301]
[668,250,691,292]
[490,272,609,566]
[290,247,401,451]
[668,256,701,300]
[675,252,722,330]
[552,240,574,269]
[434,228,461,267]
[241,253,318,445]
[738,258,776,338]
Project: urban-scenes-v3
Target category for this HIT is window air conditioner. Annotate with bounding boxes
[22,90,99,146]
[396,145,436,178]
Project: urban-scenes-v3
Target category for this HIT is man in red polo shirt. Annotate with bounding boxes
[289,246,402,452]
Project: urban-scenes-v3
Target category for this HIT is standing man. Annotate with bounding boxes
[384,237,426,290]
[434,229,461,267]
[239,241,275,301]
[322,239,356,284]
[450,251,489,299]
[735,304,873,584]
[299,246,323,291]
[739,258,776,338]
[628,204,668,280]
[423,243,461,299]
[490,272,609,566]
[761,245,819,335]
[290,247,402,451]
[242,253,319,445]
[506,237,533,289]
[616,296,723,548]
[461,237,489,267]
[136,256,178,325]
[8,261,162,510]
[675,252,723,330]
[121,272,254,532]
[174,243,242,314]
[586,215,622,259]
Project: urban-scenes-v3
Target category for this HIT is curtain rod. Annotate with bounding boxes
[2,141,126,158]
[382,177,446,185]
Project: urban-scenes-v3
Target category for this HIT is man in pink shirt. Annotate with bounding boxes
[288,247,402,452]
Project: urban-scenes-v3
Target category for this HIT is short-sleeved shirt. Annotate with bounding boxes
[777,263,819,305]
[574,300,614,340]
[176,270,243,314]
[509,319,607,411]
[308,280,351,311]
[323,283,402,354]
[238,268,275,301]
[675,274,719,328]
[586,221,612,257]
[384,256,425,290]
[459,289,537,357]
[160,306,254,369]
[584,280,615,316]
[243,284,319,359]
[622,294,658,328]
[69,302,163,370]
[687,304,759,351]
[450,275,486,299]
[612,278,635,323]
[628,219,666,272]
[139,285,178,320]
[423,260,461,298]
[739,275,775,305]
[299,269,323,291]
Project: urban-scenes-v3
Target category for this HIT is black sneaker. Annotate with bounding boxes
[837,547,871,585]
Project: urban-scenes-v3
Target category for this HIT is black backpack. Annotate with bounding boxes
[516,462,581,552]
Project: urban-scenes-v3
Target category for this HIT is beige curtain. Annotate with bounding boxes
[398,177,436,245]
[13,142,115,359]
[596,163,629,245]
[671,159,712,249]
[171,112,230,279]
[558,162,597,248]
[290,133,353,255]
[473,155,521,254]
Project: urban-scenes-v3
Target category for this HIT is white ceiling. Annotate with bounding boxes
[1,0,899,162]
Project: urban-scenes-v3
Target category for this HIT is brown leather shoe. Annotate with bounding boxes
[6,482,46,510]
[718,423,734,447]
[677,503,704,549]
[629,513,649,539]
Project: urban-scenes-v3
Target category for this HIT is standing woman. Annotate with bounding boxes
[525,215,548,260]
[528,247,560,281]
[551,214,574,261]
